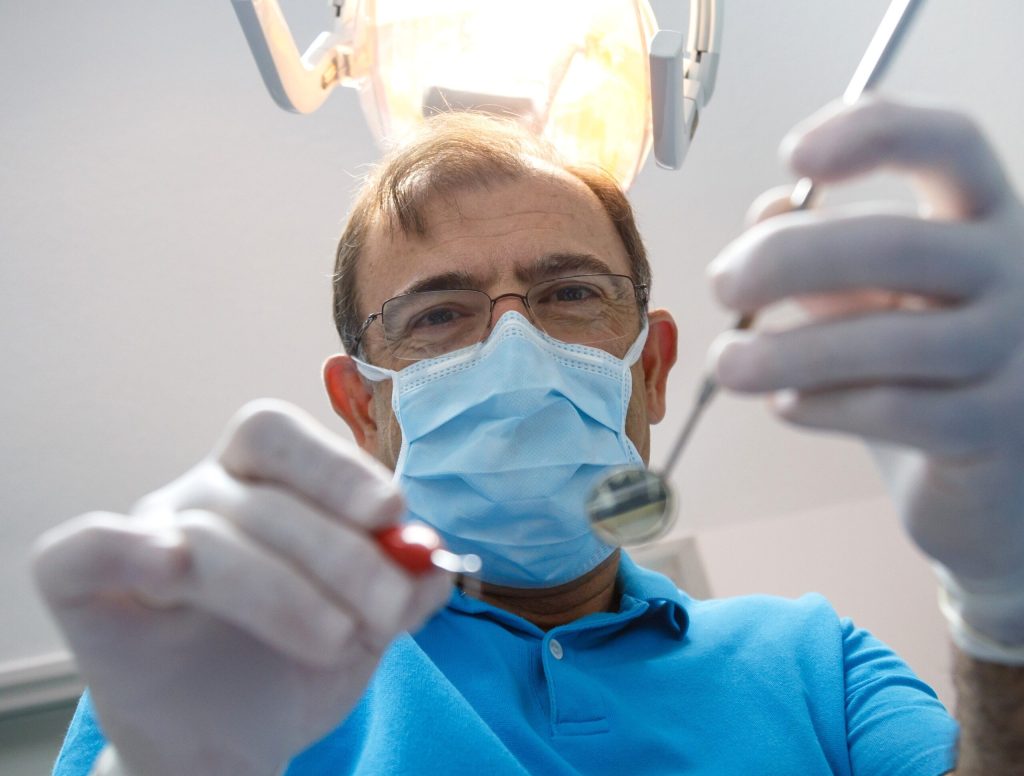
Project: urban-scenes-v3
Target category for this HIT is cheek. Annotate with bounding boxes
[624,364,650,463]
[372,385,402,470]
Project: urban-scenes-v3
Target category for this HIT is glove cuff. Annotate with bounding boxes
[935,563,1024,666]
[89,747,135,776]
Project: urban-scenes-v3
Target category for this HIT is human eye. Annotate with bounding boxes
[554,284,596,302]
[408,304,468,330]
[535,279,604,306]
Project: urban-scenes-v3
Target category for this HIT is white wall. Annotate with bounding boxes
[2,0,1021,752]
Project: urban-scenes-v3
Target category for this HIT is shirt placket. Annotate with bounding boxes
[540,600,651,737]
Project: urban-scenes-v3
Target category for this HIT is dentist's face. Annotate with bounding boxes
[353,169,671,470]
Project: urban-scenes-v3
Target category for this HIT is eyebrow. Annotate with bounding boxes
[515,252,616,285]
[392,252,617,300]
[399,270,485,297]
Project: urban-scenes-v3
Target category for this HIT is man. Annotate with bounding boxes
[37,98,1024,774]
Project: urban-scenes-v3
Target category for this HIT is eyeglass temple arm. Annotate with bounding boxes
[634,283,650,306]
[349,312,380,352]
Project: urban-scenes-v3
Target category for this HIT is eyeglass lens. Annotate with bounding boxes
[379,274,641,361]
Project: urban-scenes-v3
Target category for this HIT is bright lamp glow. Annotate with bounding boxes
[232,0,662,187]
[336,0,657,187]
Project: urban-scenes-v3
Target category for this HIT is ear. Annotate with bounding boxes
[640,309,678,424]
[323,354,380,454]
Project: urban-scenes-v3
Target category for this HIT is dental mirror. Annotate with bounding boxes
[587,466,675,546]
[586,0,926,547]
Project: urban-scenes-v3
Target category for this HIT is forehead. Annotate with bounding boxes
[358,171,632,315]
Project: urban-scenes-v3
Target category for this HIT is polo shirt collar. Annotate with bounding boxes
[616,551,690,637]
[445,550,690,639]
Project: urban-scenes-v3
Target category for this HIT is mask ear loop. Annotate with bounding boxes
[623,318,650,366]
[351,357,394,383]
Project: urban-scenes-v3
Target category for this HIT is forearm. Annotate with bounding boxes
[951,647,1024,775]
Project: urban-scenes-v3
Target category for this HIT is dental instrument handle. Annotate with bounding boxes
[661,243,793,478]
[661,309,756,476]
[843,0,927,105]
[373,524,482,577]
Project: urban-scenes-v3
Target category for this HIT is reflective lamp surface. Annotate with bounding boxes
[341,0,657,188]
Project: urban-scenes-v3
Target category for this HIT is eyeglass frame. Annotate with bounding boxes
[351,272,650,361]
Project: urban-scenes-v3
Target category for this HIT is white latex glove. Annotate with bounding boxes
[708,99,1024,645]
[33,400,452,776]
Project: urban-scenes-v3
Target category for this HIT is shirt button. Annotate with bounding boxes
[548,639,564,660]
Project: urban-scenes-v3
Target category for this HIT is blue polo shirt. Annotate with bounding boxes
[54,555,958,775]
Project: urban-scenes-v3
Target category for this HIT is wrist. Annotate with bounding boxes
[935,563,1024,664]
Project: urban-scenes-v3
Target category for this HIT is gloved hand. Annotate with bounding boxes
[33,400,452,776]
[708,98,1024,646]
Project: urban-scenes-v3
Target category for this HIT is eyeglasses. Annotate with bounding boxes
[353,273,648,362]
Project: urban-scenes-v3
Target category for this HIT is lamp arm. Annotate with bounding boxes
[650,0,723,170]
[686,0,722,105]
[230,0,345,114]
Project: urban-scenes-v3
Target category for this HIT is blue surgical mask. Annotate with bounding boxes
[355,312,648,588]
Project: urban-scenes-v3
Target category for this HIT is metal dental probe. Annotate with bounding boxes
[662,0,927,477]
[586,0,928,546]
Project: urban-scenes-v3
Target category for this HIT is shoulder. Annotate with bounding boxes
[685,591,845,650]
[687,592,957,773]
[53,690,107,775]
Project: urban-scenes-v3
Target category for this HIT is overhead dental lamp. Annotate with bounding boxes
[230,0,721,187]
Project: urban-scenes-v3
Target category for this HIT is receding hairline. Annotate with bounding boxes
[356,162,628,316]
[369,149,594,237]
[332,112,651,354]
